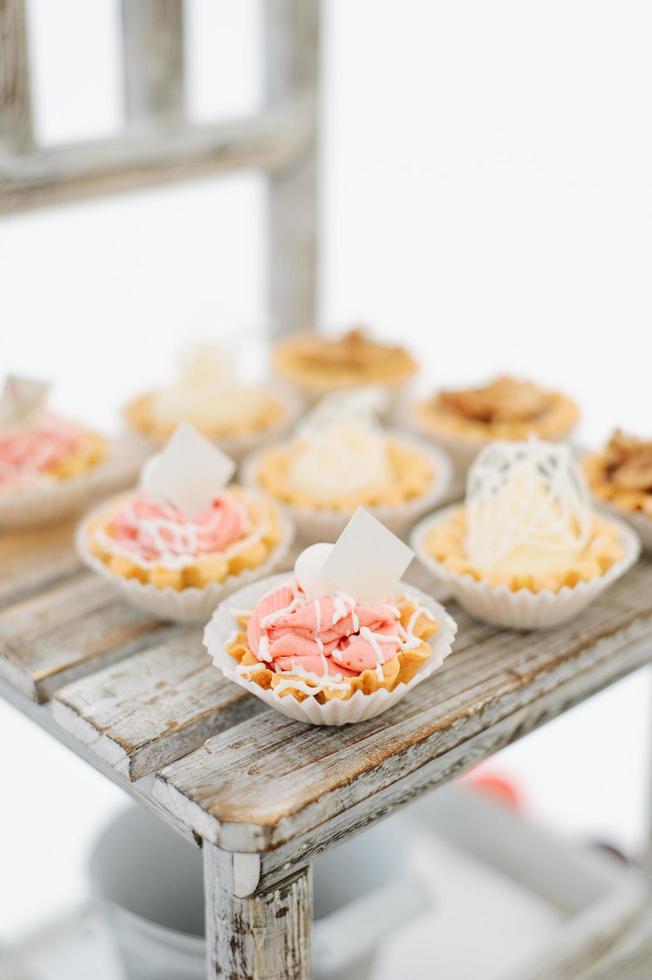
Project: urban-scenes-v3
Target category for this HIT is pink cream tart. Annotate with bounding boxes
[0,413,86,487]
[243,581,414,680]
[107,493,245,563]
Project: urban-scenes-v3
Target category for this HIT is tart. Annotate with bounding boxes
[124,344,300,459]
[205,528,457,724]
[78,485,293,622]
[272,326,418,409]
[583,431,652,550]
[0,412,106,490]
[242,393,452,542]
[0,404,134,528]
[412,376,579,471]
[412,439,638,629]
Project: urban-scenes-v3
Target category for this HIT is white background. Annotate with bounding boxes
[1,0,651,943]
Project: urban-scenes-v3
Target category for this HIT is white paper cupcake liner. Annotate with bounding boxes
[124,384,304,463]
[0,436,147,531]
[411,506,641,631]
[597,501,652,554]
[241,432,454,546]
[205,573,458,725]
[76,502,295,624]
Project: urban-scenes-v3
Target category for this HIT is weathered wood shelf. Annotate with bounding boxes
[2,522,652,978]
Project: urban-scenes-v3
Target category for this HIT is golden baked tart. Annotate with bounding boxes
[272,327,418,407]
[0,375,120,528]
[412,440,638,629]
[124,344,300,459]
[0,413,106,491]
[242,390,452,542]
[205,512,458,724]
[583,431,652,550]
[79,486,292,622]
[412,375,579,471]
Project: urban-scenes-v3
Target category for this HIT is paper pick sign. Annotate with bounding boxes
[320,507,414,605]
[0,375,50,431]
[141,423,236,518]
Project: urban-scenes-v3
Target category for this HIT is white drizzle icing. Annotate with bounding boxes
[465,439,592,570]
[94,496,264,570]
[233,581,434,697]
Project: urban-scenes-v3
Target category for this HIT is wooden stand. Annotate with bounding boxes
[2,524,652,977]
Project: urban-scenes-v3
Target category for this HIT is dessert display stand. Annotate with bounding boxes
[1,519,652,978]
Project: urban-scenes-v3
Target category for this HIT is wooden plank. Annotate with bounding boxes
[153,560,652,853]
[121,0,184,128]
[265,0,320,334]
[0,0,32,151]
[0,518,80,608]
[0,674,199,846]
[53,628,264,780]
[0,104,312,215]
[204,843,312,980]
[0,572,171,701]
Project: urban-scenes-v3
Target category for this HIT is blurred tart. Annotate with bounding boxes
[84,486,284,591]
[272,326,418,404]
[243,390,449,541]
[124,345,295,449]
[583,431,652,519]
[0,412,106,492]
[413,376,579,469]
[226,578,437,703]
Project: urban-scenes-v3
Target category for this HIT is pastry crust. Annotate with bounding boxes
[86,488,283,591]
[253,438,434,511]
[416,377,578,445]
[424,505,624,593]
[583,432,652,518]
[124,389,287,442]
[46,430,107,480]
[273,327,418,392]
[226,595,437,703]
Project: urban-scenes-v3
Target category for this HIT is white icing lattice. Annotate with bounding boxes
[465,439,592,569]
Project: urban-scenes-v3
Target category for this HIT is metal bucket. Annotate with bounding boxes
[89,805,428,980]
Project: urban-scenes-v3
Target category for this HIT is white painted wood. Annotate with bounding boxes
[265,0,320,334]
[0,103,312,214]
[204,842,311,980]
[0,573,170,701]
[0,0,32,151]
[53,629,264,779]
[153,562,652,854]
[121,0,184,128]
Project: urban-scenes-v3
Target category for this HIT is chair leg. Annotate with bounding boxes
[204,842,313,980]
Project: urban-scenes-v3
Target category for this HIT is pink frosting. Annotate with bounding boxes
[245,583,403,678]
[0,413,86,486]
[109,493,245,562]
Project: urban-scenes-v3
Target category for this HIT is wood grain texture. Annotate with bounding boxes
[53,628,264,780]
[0,519,80,608]
[265,0,320,334]
[204,842,312,980]
[153,560,652,854]
[0,103,312,215]
[0,674,198,846]
[0,0,32,151]
[0,572,170,701]
[121,0,184,127]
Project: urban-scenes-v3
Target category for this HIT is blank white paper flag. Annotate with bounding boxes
[141,423,235,518]
[321,507,414,605]
[0,375,50,431]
